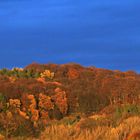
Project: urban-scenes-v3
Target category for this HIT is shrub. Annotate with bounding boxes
[115,104,140,119]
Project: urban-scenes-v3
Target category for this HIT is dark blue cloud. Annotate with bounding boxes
[0,0,140,71]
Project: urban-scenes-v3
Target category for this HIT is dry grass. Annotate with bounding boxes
[45,116,140,140]
[2,116,140,140]
[38,116,140,140]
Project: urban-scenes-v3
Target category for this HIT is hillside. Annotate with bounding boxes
[0,63,140,139]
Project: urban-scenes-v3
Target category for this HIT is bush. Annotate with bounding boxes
[115,103,140,121]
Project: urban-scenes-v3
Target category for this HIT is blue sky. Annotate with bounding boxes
[0,0,140,71]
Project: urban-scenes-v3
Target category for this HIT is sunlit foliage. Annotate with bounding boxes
[0,63,139,138]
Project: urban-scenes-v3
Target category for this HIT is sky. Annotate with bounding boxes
[0,0,140,71]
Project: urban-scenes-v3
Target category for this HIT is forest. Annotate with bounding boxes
[0,63,139,140]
